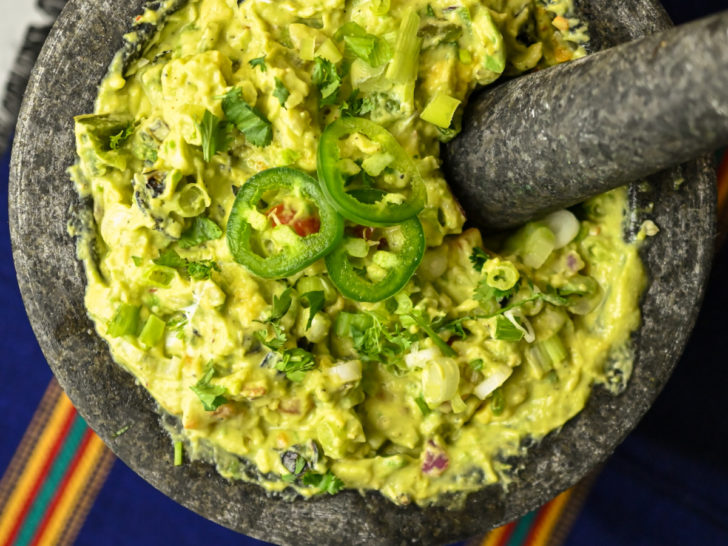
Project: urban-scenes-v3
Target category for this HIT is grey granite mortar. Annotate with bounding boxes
[8,0,715,544]
[445,9,728,230]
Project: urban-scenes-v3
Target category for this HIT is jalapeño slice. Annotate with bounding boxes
[226,167,343,278]
[317,117,426,226]
[325,189,425,302]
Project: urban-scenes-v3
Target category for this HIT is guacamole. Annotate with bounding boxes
[70,0,645,507]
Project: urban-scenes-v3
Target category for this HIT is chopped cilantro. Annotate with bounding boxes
[276,348,316,382]
[190,362,228,411]
[197,109,231,162]
[109,123,135,150]
[222,87,273,147]
[273,78,290,108]
[178,216,223,248]
[301,290,325,329]
[405,311,457,357]
[270,288,293,321]
[249,56,267,72]
[490,388,505,415]
[312,57,342,107]
[153,249,220,280]
[340,89,374,118]
[255,321,287,350]
[474,278,518,306]
[301,470,344,494]
[426,4,436,17]
[469,247,490,272]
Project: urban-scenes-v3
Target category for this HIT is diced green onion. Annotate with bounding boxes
[385,9,422,84]
[469,358,484,371]
[174,441,183,466]
[414,394,431,416]
[143,265,176,288]
[506,222,556,269]
[107,303,140,337]
[458,48,472,64]
[490,388,505,415]
[316,38,343,63]
[177,184,209,218]
[420,93,462,129]
[542,209,580,249]
[139,313,166,348]
[536,334,567,367]
[494,316,524,341]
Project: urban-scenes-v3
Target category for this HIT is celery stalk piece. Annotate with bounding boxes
[385,9,422,84]
[316,38,343,63]
[421,93,462,129]
[107,303,141,337]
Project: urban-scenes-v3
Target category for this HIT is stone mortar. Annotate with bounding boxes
[8,0,716,544]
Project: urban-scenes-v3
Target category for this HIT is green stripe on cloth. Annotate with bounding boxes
[506,509,537,546]
[14,414,87,546]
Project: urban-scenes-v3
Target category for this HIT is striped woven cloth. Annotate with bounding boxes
[2,151,727,546]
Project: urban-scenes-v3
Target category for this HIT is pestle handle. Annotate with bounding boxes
[444,10,728,231]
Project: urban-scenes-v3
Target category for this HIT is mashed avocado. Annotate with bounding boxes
[70,0,645,506]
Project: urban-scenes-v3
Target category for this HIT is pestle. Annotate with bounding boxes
[443,10,728,231]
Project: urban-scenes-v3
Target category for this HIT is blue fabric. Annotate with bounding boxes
[1,2,727,544]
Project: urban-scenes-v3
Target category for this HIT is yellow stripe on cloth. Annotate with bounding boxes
[0,391,74,544]
[32,433,110,546]
[524,489,573,546]
[481,522,513,546]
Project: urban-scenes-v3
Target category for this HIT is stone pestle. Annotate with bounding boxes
[444,10,728,231]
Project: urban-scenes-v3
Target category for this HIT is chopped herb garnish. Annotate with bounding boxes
[415,395,431,416]
[301,290,325,329]
[340,89,374,118]
[494,315,524,341]
[273,77,290,108]
[406,311,457,357]
[490,388,505,415]
[109,122,135,150]
[249,56,267,72]
[337,312,415,366]
[174,441,184,466]
[301,470,344,494]
[132,256,143,267]
[312,57,342,107]
[276,348,316,382]
[222,87,273,147]
[255,321,287,350]
[334,23,393,67]
[474,278,518,306]
[197,109,231,162]
[190,362,228,411]
[178,216,223,248]
[426,4,436,17]
[270,288,293,321]
[154,249,220,280]
[469,247,490,271]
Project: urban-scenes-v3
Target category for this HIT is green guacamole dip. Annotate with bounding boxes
[70,0,646,506]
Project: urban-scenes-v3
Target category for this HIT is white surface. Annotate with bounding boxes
[0,0,53,102]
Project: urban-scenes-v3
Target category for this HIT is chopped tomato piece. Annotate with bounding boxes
[267,204,320,237]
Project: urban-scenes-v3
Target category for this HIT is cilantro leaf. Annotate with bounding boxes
[301,470,344,495]
[469,247,490,272]
[154,249,220,280]
[190,362,228,411]
[474,278,518,306]
[312,57,342,107]
[178,217,223,248]
[249,56,267,72]
[340,89,374,118]
[222,87,273,147]
[276,348,316,382]
[405,310,457,357]
[197,110,231,162]
[255,321,287,351]
[270,288,293,321]
[301,291,325,329]
[273,78,290,108]
[109,122,135,150]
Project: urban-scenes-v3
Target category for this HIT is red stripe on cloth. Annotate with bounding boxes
[4,405,77,546]
[522,503,551,545]
[496,522,518,546]
[28,427,95,546]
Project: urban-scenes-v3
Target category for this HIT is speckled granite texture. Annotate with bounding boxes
[7,0,716,544]
[445,10,728,229]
